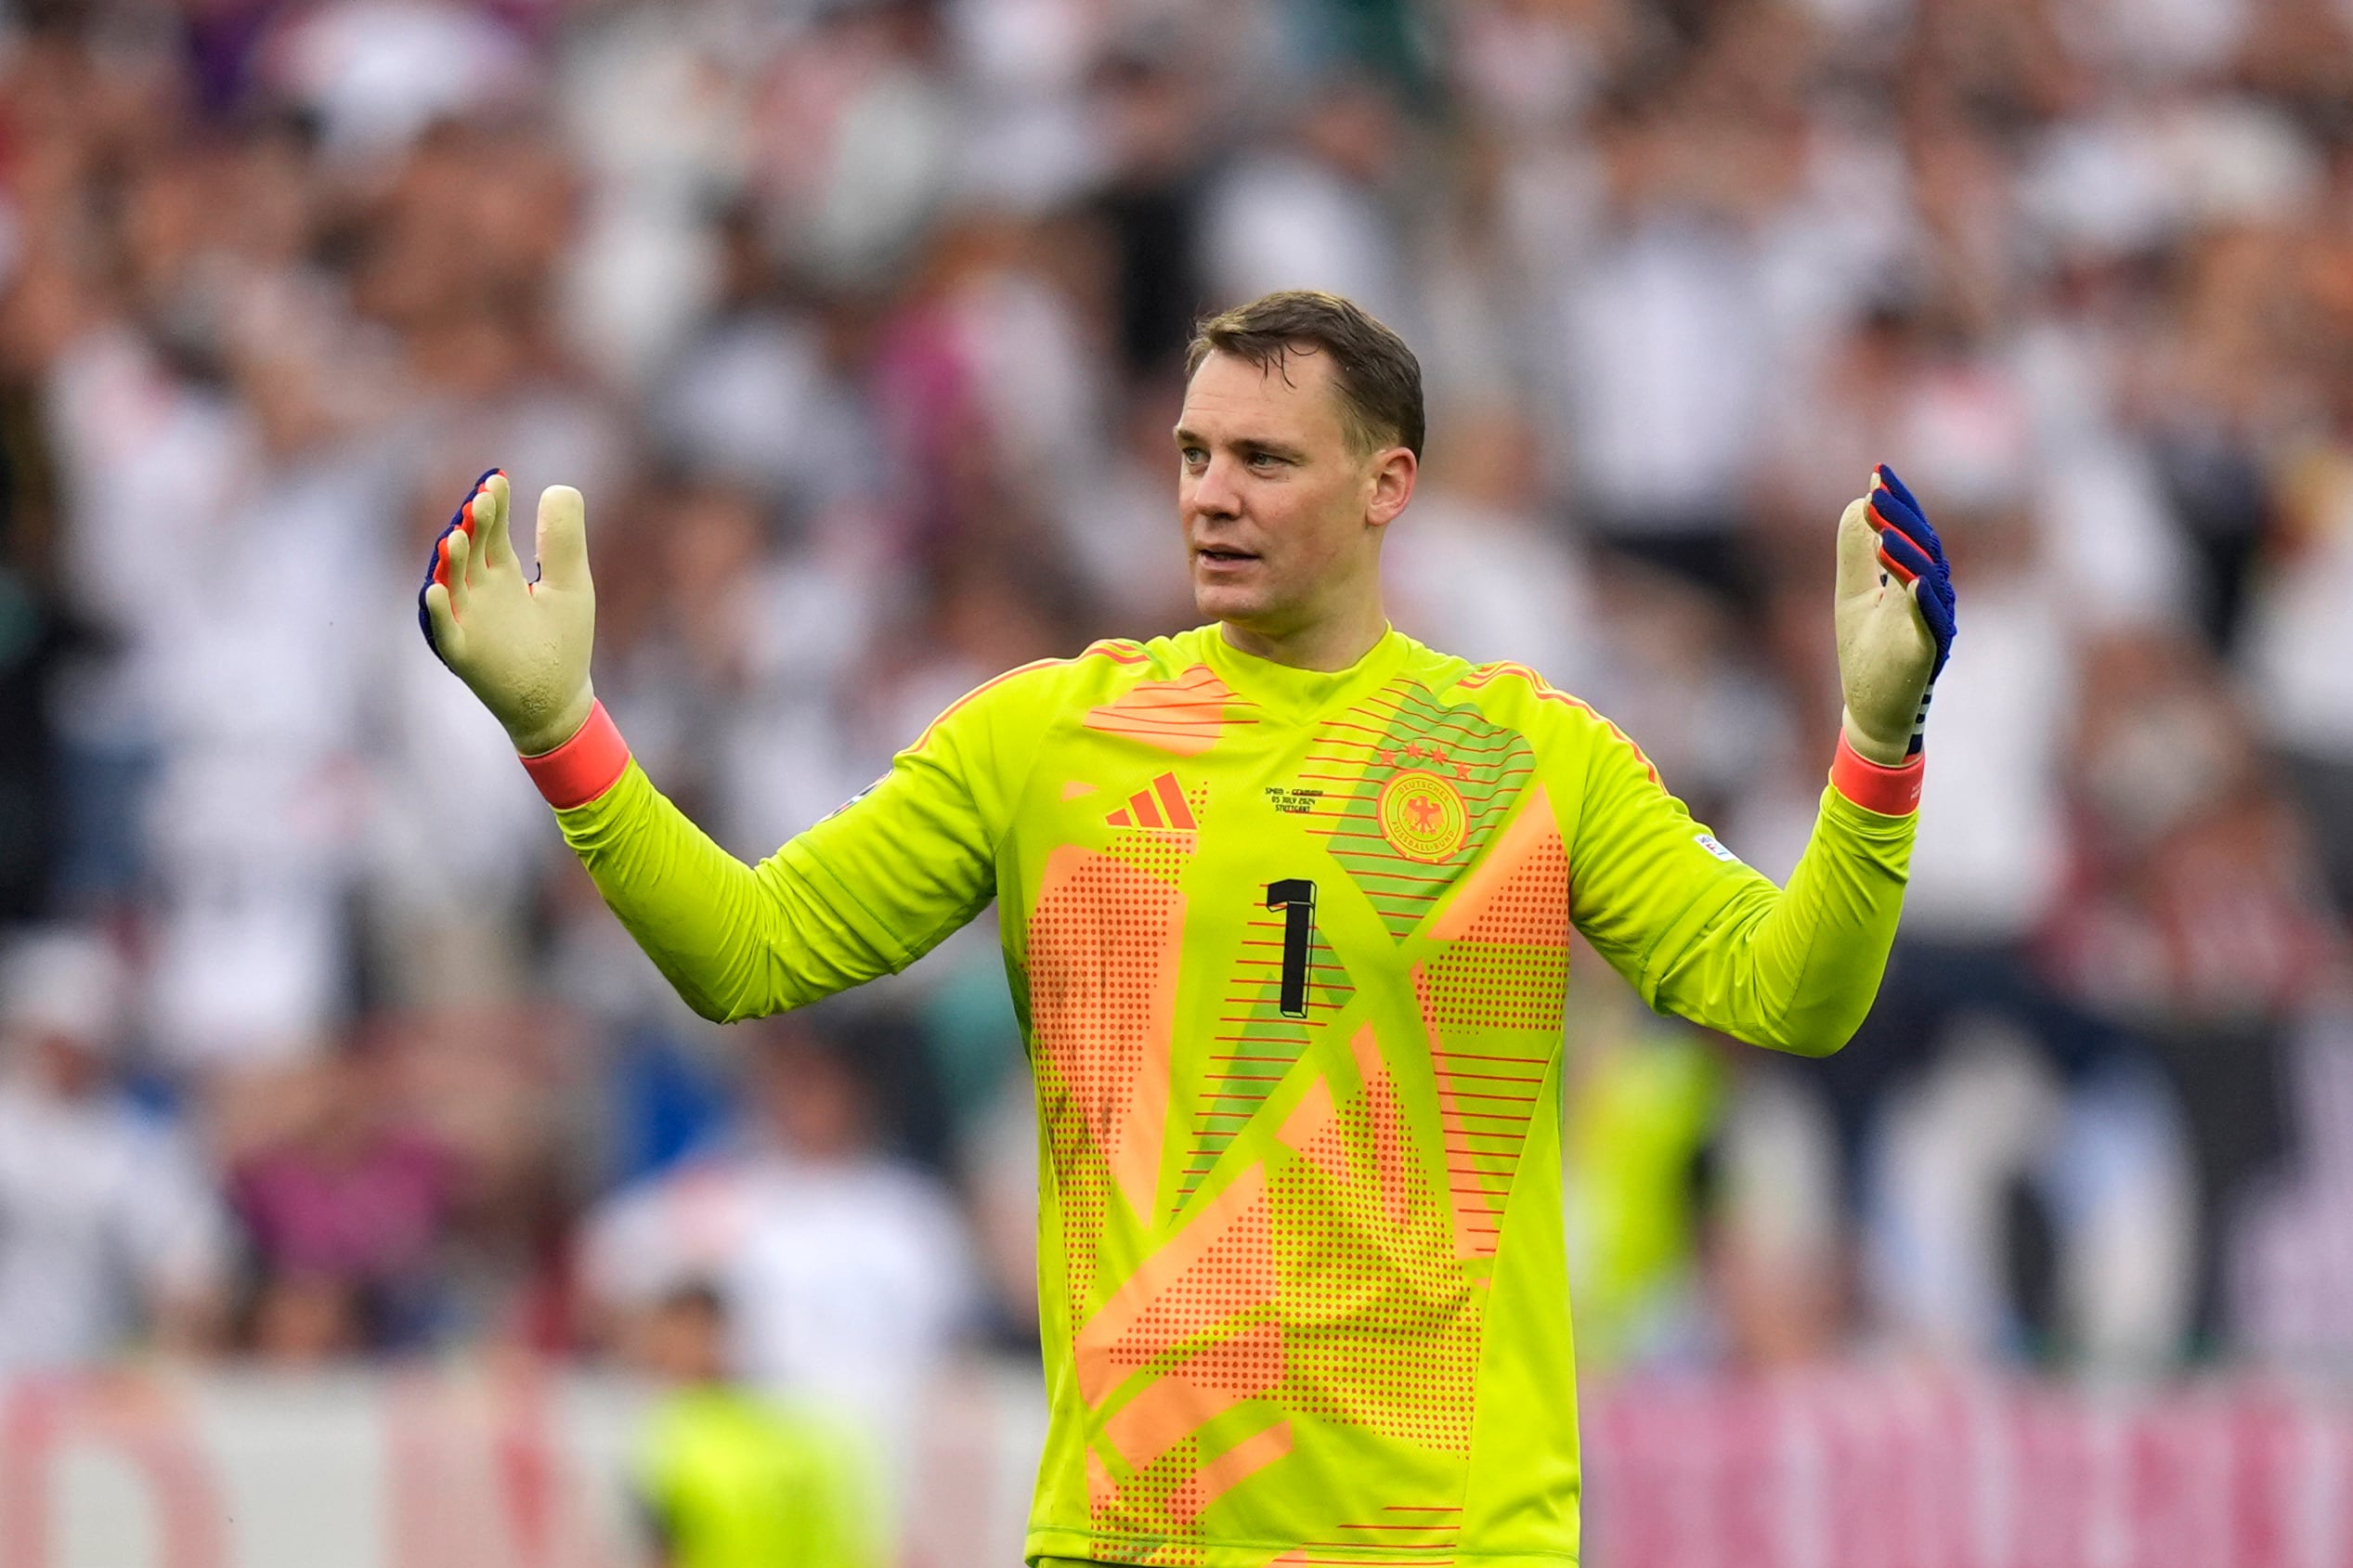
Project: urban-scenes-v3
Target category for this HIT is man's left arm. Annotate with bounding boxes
[1569,468,1954,1055]
[1570,735,1918,1055]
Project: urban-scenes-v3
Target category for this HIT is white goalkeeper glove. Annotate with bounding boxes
[417,470,599,758]
[1835,463,1956,768]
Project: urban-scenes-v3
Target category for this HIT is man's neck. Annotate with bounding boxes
[1217,602,1390,673]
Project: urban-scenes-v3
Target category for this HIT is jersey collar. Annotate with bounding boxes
[1199,622,1412,724]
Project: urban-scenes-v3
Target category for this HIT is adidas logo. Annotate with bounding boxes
[1106,772,1198,831]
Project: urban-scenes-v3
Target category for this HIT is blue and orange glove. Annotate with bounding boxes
[417,470,600,758]
[1835,463,1955,768]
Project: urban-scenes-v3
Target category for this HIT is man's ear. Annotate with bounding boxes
[1366,446,1417,529]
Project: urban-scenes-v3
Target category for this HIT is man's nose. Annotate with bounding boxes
[1190,457,1243,518]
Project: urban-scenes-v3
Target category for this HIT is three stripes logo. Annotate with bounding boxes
[1105,771,1198,831]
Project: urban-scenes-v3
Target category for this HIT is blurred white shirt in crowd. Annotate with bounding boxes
[2242,475,2353,762]
[1384,491,1598,700]
[651,313,880,512]
[1904,577,2076,940]
[46,326,408,1062]
[1549,215,1769,528]
[266,0,534,162]
[0,1082,230,1370]
[1202,150,1413,340]
[582,1149,980,1432]
[711,534,894,858]
[362,569,551,1006]
[557,0,749,382]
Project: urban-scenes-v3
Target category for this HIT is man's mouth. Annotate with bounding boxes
[1196,546,1258,565]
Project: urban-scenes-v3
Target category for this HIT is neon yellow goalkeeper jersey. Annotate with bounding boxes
[545,625,1918,1568]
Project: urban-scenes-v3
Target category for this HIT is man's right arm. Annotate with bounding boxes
[417,469,1020,1023]
[527,686,1012,1025]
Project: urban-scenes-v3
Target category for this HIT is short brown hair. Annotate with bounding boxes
[1186,291,1425,460]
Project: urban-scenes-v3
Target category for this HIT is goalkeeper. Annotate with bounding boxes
[422,291,1953,1568]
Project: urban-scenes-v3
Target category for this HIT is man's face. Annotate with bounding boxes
[1175,348,1409,637]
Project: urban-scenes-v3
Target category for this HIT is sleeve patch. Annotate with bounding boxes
[819,775,887,824]
[1693,833,1741,864]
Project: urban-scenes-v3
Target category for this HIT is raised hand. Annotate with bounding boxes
[418,470,599,757]
[1834,463,1956,767]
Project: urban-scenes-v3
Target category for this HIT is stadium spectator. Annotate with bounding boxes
[227,1044,465,1356]
[2046,629,2342,1347]
[580,1010,981,1452]
[628,1280,882,1568]
[0,928,231,1369]
[1200,73,1420,344]
[2242,369,2353,922]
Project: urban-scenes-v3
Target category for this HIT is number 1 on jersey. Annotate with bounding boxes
[1266,878,1317,1019]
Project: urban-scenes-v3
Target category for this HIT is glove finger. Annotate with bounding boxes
[1873,486,1929,554]
[1872,462,1921,513]
[1877,521,1933,585]
[1869,478,1947,568]
[1870,467,1955,675]
[416,533,449,655]
[453,470,494,586]
[476,470,515,574]
[442,524,474,612]
[533,485,592,592]
[418,469,498,655]
[1870,484,1940,565]
[422,580,466,666]
[1914,576,1956,678]
[1863,465,1939,571]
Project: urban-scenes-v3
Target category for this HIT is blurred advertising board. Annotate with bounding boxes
[0,1362,2346,1567]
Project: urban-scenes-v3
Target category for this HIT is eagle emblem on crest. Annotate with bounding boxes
[1375,747,1470,863]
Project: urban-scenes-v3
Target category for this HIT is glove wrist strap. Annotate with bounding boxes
[1831,731,1924,816]
[521,701,630,809]
[1906,678,1935,758]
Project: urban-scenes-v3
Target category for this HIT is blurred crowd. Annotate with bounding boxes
[1,0,2351,1466]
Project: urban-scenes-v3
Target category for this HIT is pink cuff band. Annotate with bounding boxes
[1830,732,1924,816]
[521,701,630,809]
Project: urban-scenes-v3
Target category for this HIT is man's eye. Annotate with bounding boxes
[1248,452,1281,469]
[1180,447,1207,466]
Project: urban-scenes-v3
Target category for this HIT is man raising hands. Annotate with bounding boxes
[423,291,1951,1568]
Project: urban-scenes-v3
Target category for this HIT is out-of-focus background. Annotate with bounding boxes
[0,0,2350,1562]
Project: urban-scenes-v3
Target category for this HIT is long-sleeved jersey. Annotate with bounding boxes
[543,625,1918,1568]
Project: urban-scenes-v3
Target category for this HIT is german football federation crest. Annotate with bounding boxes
[1377,763,1469,862]
[1309,691,1534,940]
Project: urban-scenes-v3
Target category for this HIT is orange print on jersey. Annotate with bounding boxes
[1102,1316,1285,1470]
[1418,789,1572,1261]
[1276,1077,1346,1182]
[1085,666,1257,756]
[1074,1164,1275,1405]
[1168,1419,1293,1525]
[1030,846,1182,1221]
